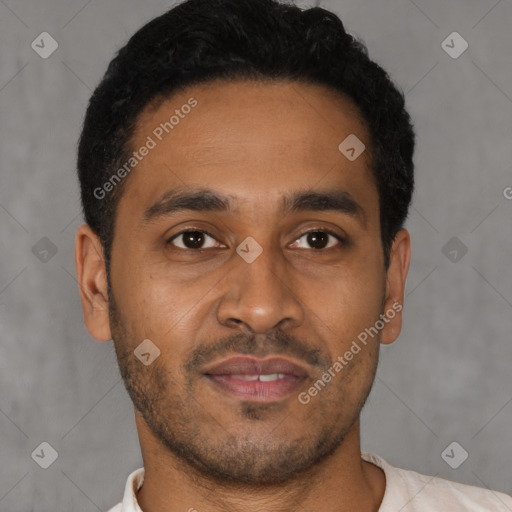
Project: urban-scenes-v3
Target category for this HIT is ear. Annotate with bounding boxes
[380,229,411,345]
[74,224,112,342]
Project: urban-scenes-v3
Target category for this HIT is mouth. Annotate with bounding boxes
[201,355,310,402]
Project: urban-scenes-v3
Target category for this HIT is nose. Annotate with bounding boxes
[217,248,304,334]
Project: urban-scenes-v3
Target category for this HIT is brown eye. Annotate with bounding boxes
[167,230,220,250]
[292,229,344,250]
[306,231,329,249]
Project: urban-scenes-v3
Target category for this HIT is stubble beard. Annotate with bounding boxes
[108,292,380,486]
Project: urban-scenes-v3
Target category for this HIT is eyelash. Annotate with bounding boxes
[166,227,346,251]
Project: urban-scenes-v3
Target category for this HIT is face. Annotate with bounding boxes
[78,79,409,485]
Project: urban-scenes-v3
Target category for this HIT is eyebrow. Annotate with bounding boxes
[142,187,365,225]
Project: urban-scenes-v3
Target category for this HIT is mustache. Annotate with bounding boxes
[185,329,332,374]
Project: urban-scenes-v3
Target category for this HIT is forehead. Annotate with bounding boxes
[137,78,368,160]
[117,78,377,222]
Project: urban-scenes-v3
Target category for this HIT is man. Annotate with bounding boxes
[74,0,512,510]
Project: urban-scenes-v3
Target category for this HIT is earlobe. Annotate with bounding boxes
[380,229,411,345]
[74,224,112,342]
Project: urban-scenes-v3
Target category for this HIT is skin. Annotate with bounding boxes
[75,79,410,512]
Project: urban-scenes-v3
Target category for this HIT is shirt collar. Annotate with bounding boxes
[119,467,145,512]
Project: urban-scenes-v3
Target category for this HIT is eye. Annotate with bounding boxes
[291,229,345,250]
[166,228,345,252]
[167,230,222,250]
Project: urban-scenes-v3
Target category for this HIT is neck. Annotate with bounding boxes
[135,416,385,512]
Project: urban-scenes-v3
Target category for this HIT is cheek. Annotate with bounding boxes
[110,257,167,340]
[312,259,384,340]
[118,265,211,355]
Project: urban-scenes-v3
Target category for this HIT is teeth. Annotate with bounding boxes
[258,373,285,382]
[231,373,286,382]
[232,374,259,381]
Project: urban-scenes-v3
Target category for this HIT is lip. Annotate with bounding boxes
[202,355,309,402]
[202,355,310,377]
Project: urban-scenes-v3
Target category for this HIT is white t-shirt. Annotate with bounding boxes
[107,452,512,511]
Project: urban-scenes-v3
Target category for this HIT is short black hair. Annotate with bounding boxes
[77,0,415,279]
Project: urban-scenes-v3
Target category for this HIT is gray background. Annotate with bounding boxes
[0,0,511,510]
